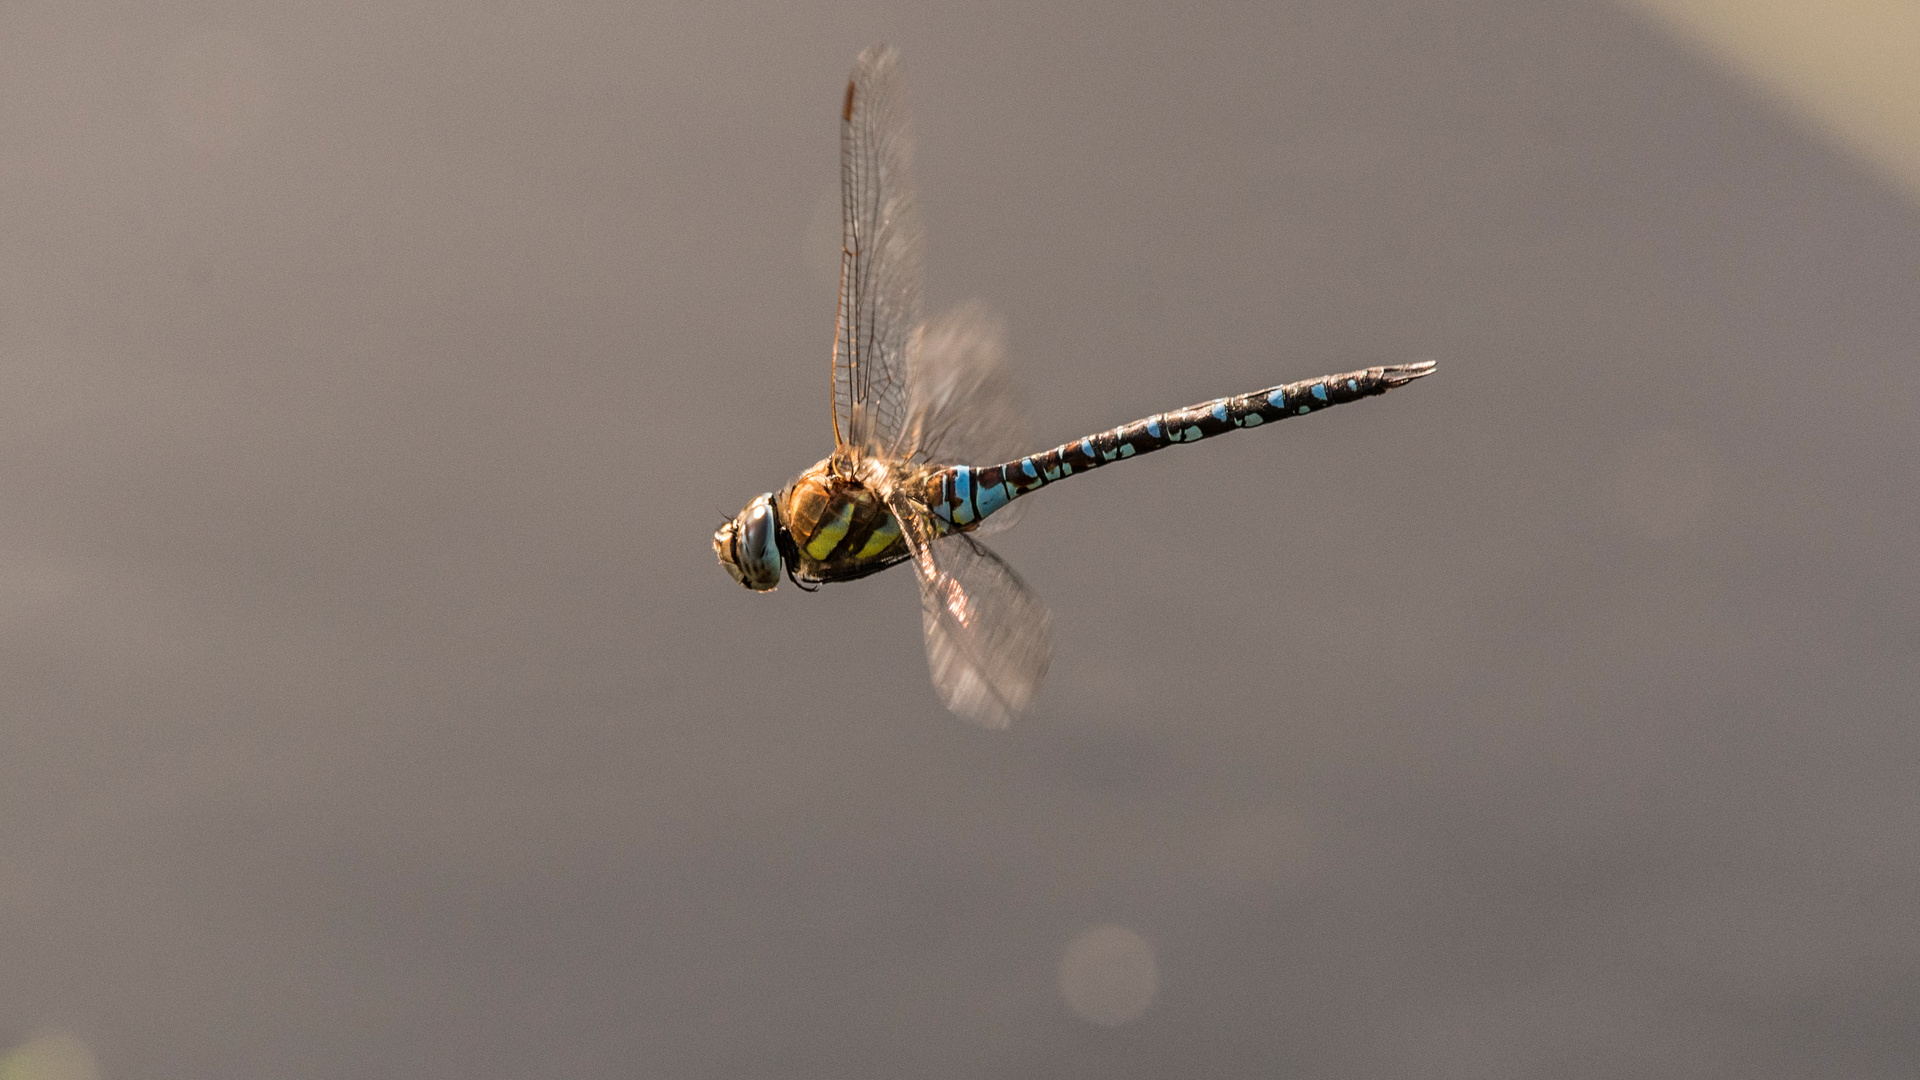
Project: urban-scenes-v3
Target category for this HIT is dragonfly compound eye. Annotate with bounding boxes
[714,493,781,592]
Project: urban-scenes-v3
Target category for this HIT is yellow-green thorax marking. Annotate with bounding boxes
[777,458,914,584]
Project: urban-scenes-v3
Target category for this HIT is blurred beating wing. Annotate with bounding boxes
[834,45,922,456]
[900,304,1033,534]
[880,486,1052,728]
[903,303,1030,466]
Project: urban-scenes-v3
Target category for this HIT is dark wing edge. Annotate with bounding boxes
[833,44,922,456]
[880,486,1052,728]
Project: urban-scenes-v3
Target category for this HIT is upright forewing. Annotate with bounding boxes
[880,486,1051,728]
[834,45,921,456]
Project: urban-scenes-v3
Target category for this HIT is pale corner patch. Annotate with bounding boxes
[1618,0,1920,202]
[0,1033,99,1080]
[1057,924,1158,1027]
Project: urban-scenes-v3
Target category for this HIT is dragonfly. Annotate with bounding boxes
[715,45,1437,728]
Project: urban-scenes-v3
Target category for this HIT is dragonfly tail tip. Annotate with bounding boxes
[1380,359,1438,387]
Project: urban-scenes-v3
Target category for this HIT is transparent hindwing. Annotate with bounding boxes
[879,483,1052,728]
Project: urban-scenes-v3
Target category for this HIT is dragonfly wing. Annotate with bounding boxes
[834,45,921,456]
[881,486,1052,728]
[902,304,1033,534]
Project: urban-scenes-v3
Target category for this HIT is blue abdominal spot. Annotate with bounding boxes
[974,482,1009,519]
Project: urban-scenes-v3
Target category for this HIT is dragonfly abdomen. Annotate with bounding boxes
[929,361,1436,529]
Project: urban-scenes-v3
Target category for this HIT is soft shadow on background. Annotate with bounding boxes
[2,1,1917,1077]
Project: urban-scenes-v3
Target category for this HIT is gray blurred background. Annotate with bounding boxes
[2,1,1917,1077]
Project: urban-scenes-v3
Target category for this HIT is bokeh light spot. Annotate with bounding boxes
[1057,923,1158,1027]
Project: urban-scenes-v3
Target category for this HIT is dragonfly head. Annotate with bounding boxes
[714,492,783,592]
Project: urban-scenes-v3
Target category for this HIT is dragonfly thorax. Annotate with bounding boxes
[775,459,914,586]
[714,461,921,593]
